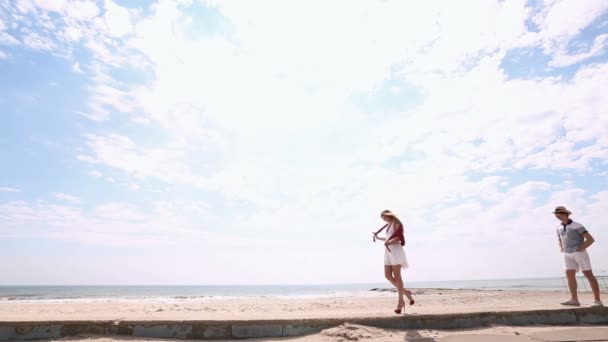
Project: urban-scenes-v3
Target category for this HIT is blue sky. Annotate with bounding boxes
[1,0,607,285]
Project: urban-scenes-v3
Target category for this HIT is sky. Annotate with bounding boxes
[0,0,607,285]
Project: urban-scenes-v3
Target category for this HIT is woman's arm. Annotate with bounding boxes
[385,237,399,244]
[372,232,386,241]
[372,224,389,242]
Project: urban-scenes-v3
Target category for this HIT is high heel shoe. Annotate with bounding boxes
[394,302,405,314]
[404,289,415,306]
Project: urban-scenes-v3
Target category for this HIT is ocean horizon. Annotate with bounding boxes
[4,276,602,302]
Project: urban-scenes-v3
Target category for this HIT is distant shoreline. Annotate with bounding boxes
[0,276,584,301]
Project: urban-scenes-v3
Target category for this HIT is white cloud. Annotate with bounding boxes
[0,200,174,246]
[32,0,67,13]
[28,0,98,20]
[53,192,81,204]
[534,0,608,52]
[77,154,98,164]
[83,30,142,67]
[74,1,608,232]
[88,84,137,114]
[550,33,608,67]
[102,0,132,37]
[80,133,208,187]
[0,199,286,250]
[89,170,102,178]
[23,32,55,51]
[72,62,84,73]
[15,0,36,14]
[75,109,109,122]
[2,182,607,283]
[0,187,20,193]
[0,32,20,45]
[65,0,99,21]
[0,50,7,59]
[62,25,84,43]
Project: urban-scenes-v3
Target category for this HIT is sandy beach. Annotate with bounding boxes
[0,289,590,321]
[2,289,608,341]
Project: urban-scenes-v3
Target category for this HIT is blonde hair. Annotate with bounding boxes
[381,210,404,228]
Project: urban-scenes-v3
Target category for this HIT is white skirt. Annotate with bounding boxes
[384,244,408,269]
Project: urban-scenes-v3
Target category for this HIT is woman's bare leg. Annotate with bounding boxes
[384,266,413,302]
[391,265,405,306]
[384,265,395,284]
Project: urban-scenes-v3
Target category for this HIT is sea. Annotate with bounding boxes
[2,277,597,302]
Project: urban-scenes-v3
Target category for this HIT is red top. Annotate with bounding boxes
[373,221,405,251]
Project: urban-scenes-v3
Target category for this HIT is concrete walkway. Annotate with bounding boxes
[1,307,607,340]
[430,327,608,341]
[437,327,608,341]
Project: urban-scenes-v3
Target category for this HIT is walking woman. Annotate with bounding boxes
[372,210,415,314]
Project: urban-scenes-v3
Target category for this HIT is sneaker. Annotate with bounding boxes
[591,300,604,307]
[560,300,581,306]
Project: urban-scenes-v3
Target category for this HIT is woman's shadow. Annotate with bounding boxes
[404,330,437,341]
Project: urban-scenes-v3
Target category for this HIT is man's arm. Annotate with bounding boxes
[558,235,563,252]
[577,232,595,251]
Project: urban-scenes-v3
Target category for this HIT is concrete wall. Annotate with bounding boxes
[0,307,607,340]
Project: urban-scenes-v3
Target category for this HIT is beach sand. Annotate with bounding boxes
[0,289,589,321]
[4,289,608,341]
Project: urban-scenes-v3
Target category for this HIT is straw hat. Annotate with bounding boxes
[553,206,572,215]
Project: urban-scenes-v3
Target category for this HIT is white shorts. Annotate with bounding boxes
[384,244,408,269]
[563,251,592,272]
